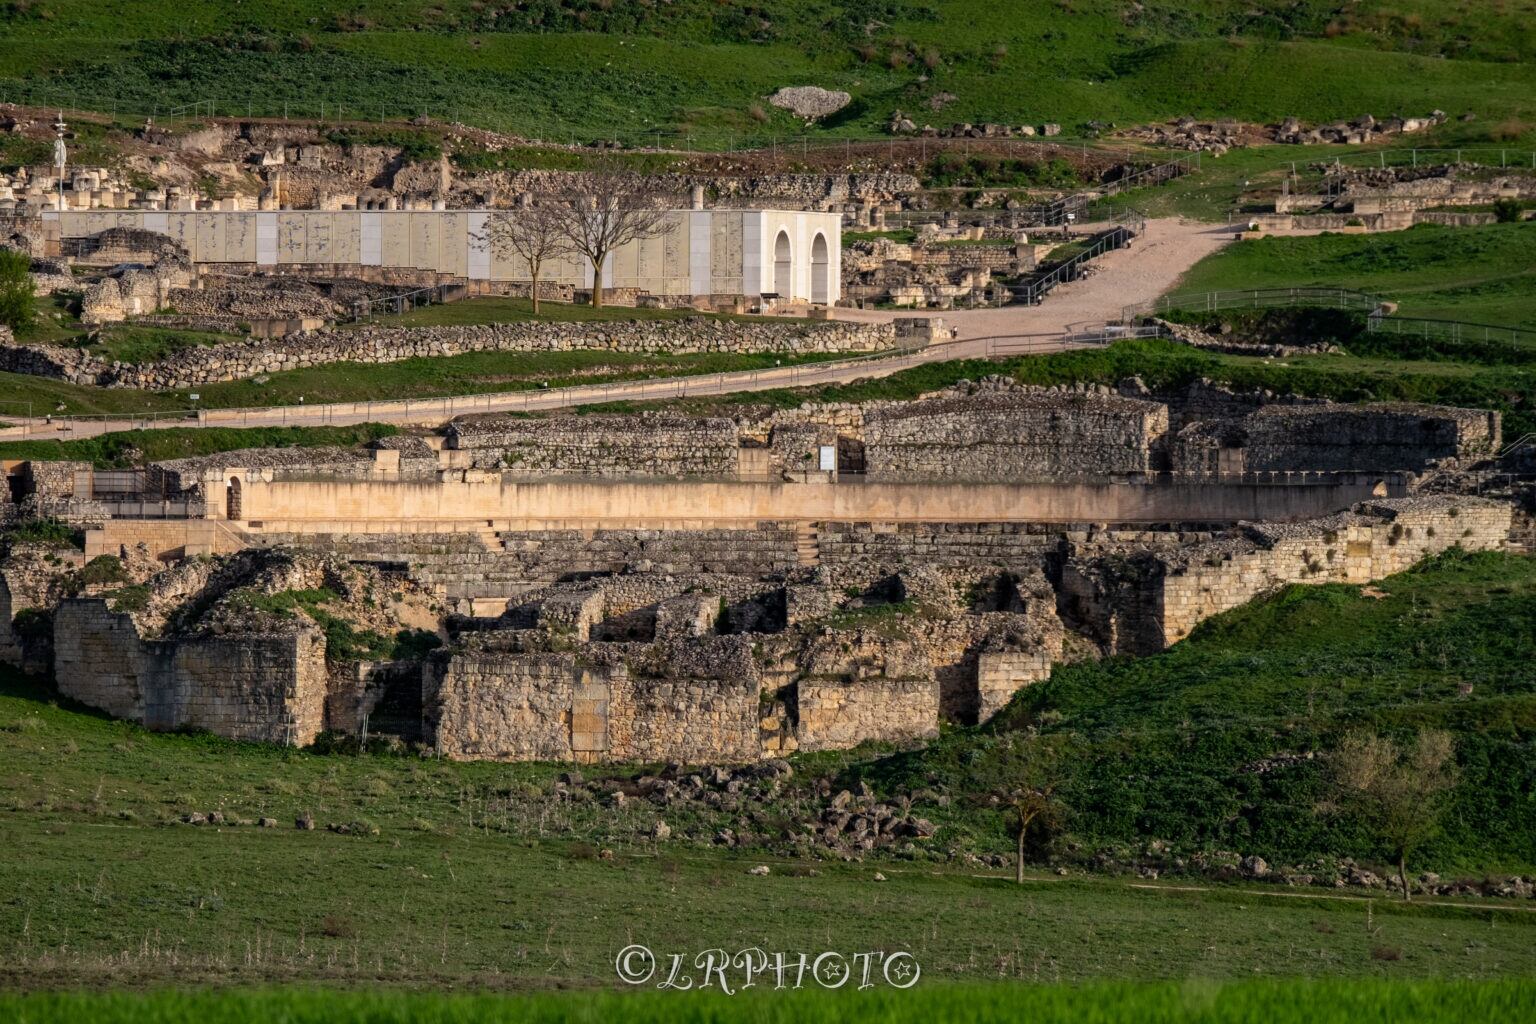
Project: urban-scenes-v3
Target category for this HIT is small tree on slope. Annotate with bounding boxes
[1331,729,1458,901]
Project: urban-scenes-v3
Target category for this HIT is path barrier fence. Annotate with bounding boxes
[1121,287,1385,322]
[1361,315,1536,349]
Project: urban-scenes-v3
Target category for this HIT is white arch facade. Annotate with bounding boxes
[49,207,843,304]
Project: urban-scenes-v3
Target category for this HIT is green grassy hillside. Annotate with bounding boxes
[1,1,1532,143]
[869,550,1536,874]
[1172,223,1536,329]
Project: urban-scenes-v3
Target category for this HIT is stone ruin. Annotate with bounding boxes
[0,378,1523,763]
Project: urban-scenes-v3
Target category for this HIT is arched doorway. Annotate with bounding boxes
[773,230,792,299]
[225,476,242,520]
[810,232,830,305]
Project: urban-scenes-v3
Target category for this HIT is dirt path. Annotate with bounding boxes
[1,219,1233,441]
[834,217,1235,339]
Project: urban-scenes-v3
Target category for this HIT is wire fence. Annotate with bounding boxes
[1,82,1136,157]
[1123,287,1385,322]
[1364,315,1536,349]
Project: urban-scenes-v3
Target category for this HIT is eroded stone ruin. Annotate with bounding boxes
[0,378,1523,764]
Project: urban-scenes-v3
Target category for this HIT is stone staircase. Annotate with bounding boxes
[795,523,821,567]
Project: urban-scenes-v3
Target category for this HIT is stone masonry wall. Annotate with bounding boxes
[0,317,895,391]
[1238,404,1500,472]
[864,392,1168,482]
[446,415,741,478]
[425,640,760,763]
[1062,497,1512,656]
[52,599,328,744]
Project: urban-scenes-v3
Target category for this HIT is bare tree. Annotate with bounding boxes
[991,733,1065,884]
[1331,729,1458,900]
[482,205,572,315]
[550,169,673,308]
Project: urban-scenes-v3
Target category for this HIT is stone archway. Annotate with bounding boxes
[225,476,242,521]
[773,230,792,298]
[810,232,830,305]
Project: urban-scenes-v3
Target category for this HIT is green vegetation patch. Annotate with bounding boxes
[5,980,1536,1024]
[1174,223,1536,330]
[868,551,1536,873]
[0,424,399,468]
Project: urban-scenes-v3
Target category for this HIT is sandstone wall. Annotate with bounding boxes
[792,633,939,751]
[863,393,1168,482]
[446,415,741,478]
[52,599,328,744]
[1063,497,1512,655]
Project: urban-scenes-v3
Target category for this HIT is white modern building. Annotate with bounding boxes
[48,207,842,304]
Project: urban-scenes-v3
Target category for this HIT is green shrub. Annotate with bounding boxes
[0,248,34,332]
[8,518,84,549]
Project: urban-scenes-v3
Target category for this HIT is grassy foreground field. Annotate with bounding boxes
[5,980,1536,1023]
[3,554,1536,992]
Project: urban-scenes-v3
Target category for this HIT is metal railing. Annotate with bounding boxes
[1011,223,1137,305]
[1363,314,1536,349]
[348,283,468,322]
[1124,287,1384,322]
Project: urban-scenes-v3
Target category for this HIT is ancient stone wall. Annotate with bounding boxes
[0,317,895,391]
[1062,497,1512,655]
[446,415,741,478]
[244,525,803,602]
[864,392,1168,481]
[791,632,940,751]
[424,639,761,763]
[1168,400,1500,475]
[1237,404,1499,472]
[52,599,329,744]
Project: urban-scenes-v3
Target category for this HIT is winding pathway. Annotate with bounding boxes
[1,218,1232,441]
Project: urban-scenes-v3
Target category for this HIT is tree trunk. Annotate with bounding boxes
[529,263,541,315]
[589,251,605,308]
[1016,821,1025,884]
[1398,851,1410,901]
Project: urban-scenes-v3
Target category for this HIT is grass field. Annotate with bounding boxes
[3,554,1535,993]
[5,980,1536,1023]
[0,2,1532,145]
[1170,223,1536,329]
[0,424,399,468]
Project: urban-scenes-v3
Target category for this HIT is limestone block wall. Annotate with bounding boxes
[425,641,761,763]
[977,650,1053,720]
[446,415,741,478]
[605,640,761,763]
[1065,497,1512,655]
[426,651,584,761]
[52,599,328,744]
[1238,404,1500,472]
[791,632,939,752]
[863,393,1168,482]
